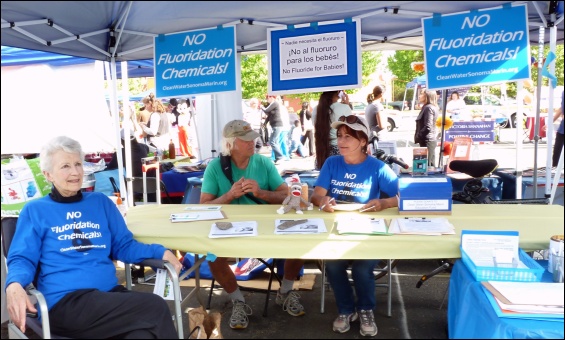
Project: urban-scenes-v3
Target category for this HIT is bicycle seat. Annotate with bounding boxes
[449,159,498,178]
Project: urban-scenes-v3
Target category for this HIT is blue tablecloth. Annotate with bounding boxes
[161,170,204,197]
[448,260,563,339]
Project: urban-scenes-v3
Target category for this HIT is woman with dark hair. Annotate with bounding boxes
[299,102,314,157]
[414,89,439,167]
[313,91,352,169]
[364,85,386,143]
[311,116,398,337]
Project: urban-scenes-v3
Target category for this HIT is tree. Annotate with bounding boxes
[240,54,268,100]
[387,50,424,101]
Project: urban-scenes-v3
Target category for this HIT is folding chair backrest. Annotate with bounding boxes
[131,177,172,204]
[1,216,18,258]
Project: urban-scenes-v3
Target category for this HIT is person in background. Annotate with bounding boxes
[177,99,197,159]
[243,98,264,153]
[289,120,307,158]
[262,94,285,164]
[364,85,386,143]
[137,96,153,125]
[140,95,171,153]
[107,128,152,177]
[313,90,352,170]
[311,116,398,337]
[199,120,306,329]
[278,96,291,161]
[5,136,182,338]
[169,98,181,127]
[299,102,315,157]
[414,89,439,168]
[544,91,564,167]
[445,91,467,121]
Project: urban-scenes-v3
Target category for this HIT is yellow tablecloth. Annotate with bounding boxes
[126,204,564,260]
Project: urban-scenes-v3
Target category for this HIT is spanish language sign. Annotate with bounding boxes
[445,120,496,143]
[268,20,361,94]
[422,4,529,90]
[154,26,236,98]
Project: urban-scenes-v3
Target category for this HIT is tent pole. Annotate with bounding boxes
[533,26,545,197]
[438,89,448,171]
[121,61,134,206]
[515,81,524,199]
[545,14,557,198]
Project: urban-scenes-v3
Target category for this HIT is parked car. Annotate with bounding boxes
[388,100,413,111]
[351,101,399,132]
[462,93,511,128]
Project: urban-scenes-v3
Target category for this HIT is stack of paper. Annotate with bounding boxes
[170,209,226,223]
[389,217,455,235]
[209,221,258,238]
[274,218,327,235]
[482,281,564,317]
[335,215,389,235]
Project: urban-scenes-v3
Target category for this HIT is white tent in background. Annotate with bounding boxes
[1,62,115,154]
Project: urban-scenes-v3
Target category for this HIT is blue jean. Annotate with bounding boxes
[325,259,378,314]
[269,126,285,161]
[289,140,306,157]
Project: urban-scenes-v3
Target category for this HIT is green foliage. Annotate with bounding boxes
[387,50,424,100]
[240,54,268,99]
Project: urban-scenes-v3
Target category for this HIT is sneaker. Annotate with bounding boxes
[229,300,252,329]
[359,309,378,336]
[332,312,358,333]
[275,290,305,316]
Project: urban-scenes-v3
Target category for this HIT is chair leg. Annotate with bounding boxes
[261,259,281,317]
[320,259,326,314]
[207,279,215,310]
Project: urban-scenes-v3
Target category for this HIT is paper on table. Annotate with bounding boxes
[487,281,564,306]
[332,203,365,211]
[461,232,519,267]
[389,218,454,236]
[336,215,389,235]
[209,221,258,238]
[184,205,222,211]
[275,218,327,235]
[170,210,226,223]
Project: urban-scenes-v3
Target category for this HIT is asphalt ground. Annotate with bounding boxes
[2,259,452,339]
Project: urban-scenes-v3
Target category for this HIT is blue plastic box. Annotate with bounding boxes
[398,177,452,214]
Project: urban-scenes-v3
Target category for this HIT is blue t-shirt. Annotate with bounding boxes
[314,155,399,203]
[6,192,166,311]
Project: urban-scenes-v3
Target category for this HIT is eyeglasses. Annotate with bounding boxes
[338,115,367,129]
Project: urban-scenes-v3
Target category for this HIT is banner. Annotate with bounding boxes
[445,120,496,142]
[422,4,530,89]
[268,20,361,94]
[1,158,50,216]
[155,26,237,97]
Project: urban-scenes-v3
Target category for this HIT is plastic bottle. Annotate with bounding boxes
[472,144,480,160]
[168,139,176,160]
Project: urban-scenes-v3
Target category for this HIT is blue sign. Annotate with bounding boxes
[154,26,236,98]
[445,120,496,142]
[268,20,361,94]
[422,4,530,90]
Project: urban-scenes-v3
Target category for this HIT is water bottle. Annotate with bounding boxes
[168,139,176,160]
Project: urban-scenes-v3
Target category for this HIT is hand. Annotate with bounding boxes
[6,282,36,333]
[319,197,336,212]
[241,178,260,197]
[162,250,183,275]
[228,177,247,200]
[360,199,385,212]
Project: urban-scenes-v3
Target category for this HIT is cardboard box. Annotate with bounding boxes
[398,177,452,214]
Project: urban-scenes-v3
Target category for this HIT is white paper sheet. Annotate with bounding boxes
[209,221,258,238]
[274,218,327,235]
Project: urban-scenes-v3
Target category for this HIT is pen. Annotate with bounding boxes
[358,205,374,213]
[319,197,335,211]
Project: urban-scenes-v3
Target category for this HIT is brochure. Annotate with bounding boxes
[336,215,389,235]
[274,218,327,235]
[209,221,258,238]
[170,210,226,223]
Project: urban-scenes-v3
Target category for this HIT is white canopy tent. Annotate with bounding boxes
[2,1,563,203]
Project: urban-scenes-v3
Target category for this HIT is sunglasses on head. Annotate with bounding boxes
[338,115,367,128]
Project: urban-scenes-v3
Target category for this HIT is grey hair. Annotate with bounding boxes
[220,136,236,156]
[40,136,84,172]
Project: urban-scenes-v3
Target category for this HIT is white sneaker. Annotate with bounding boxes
[332,312,358,333]
[359,309,378,336]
